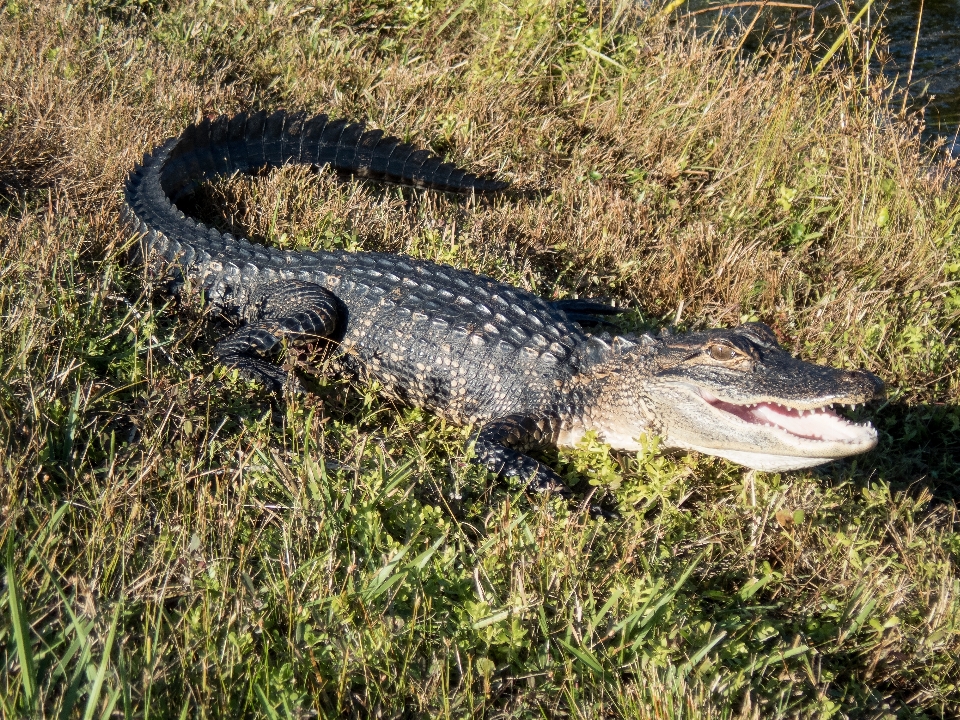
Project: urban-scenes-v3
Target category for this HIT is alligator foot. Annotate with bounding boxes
[214,280,341,391]
[472,413,567,487]
[472,414,619,519]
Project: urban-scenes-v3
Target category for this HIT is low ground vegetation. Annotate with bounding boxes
[1,0,959,717]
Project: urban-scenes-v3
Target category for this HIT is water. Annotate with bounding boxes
[684,0,960,153]
[883,0,960,152]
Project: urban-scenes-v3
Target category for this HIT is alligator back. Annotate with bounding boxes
[122,111,595,423]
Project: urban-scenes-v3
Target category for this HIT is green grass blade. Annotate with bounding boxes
[58,642,94,720]
[98,686,120,720]
[472,608,511,630]
[254,683,280,720]
[575,42,626,70]
[81,599,122,720]
[6,537,37,710]
[588,586,625,636]
[24,504,70,568]
[558,638,607,679]
[409,534,446,571]
[375,457,415,502]
[683,630,728,670]
[813,0,877,75]
[364,569,409,601]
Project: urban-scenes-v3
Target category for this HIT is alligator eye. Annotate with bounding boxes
[707,344,738,361]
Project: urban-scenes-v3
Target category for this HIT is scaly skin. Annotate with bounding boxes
[122,110,884,500]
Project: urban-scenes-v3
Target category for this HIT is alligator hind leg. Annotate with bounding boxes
[471,415,569,494]
[214,280,341,391]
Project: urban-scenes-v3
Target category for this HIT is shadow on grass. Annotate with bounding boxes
[816,400,960,502]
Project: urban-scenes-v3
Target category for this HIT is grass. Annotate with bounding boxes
[1,0,960,716]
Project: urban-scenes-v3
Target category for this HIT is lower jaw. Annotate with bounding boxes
[667,441,842,472]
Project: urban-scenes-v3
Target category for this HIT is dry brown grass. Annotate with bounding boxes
[2,0,959,717]
[5,0,958,384]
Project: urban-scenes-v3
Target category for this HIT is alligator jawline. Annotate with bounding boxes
[698,389,875,445]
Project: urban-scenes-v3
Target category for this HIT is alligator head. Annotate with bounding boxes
[574,323,884,472]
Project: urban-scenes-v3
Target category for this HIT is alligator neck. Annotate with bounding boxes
[555,351,659,451]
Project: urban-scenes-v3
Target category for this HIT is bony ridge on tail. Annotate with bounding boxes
[122,110,884,505]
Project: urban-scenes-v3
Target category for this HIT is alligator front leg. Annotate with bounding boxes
[214,280,341,391]
[471,414,568,494]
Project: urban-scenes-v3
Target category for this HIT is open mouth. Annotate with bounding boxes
[699,389,876,445]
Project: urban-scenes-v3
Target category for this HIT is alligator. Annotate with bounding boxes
[122,110,884,500]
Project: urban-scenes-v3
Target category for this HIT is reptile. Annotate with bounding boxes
[122,110,884,501]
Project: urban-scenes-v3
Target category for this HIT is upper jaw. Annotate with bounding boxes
[694,386,879,454]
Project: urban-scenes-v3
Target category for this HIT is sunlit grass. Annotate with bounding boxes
[1,0,959,717]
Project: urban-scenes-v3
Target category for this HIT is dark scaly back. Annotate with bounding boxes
[123,110,510,271]
[121,110,620,426]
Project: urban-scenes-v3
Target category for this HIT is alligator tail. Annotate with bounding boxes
[123,110,509,271]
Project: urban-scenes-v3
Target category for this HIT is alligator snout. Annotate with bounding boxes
[845,368,885,400]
